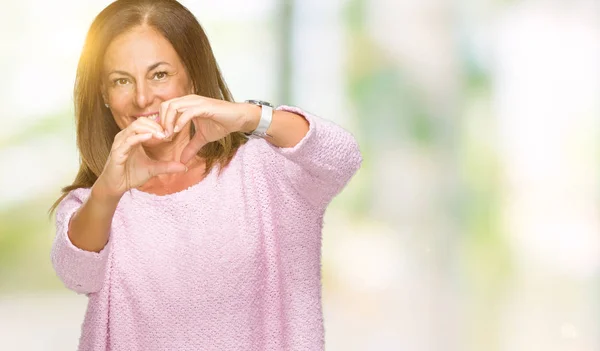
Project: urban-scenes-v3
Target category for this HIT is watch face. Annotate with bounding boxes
[246,99,273,107]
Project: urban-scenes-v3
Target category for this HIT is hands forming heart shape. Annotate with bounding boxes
[158,94,250,164]
[97,95,255,198]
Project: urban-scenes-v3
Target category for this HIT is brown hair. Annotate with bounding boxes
[49,0,246,214]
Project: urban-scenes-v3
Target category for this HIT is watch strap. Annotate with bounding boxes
[245,100,274,138]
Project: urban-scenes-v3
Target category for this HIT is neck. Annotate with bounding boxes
[140,131,205,187]
[144,130,190,163]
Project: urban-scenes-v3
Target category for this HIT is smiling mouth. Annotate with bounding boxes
[135,113,160,123]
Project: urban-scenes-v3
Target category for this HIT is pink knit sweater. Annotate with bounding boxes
[51,106,362,351]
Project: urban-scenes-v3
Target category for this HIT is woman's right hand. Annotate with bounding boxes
[95,117,188,198]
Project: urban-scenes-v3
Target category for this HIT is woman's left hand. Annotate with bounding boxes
[159,95,253,164]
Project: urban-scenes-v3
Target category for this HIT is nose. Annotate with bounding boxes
[134,80,154,109]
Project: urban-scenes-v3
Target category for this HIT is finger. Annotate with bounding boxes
[115,123,165,148]
[172,107,198,134]
[180,136,206,165]
[131,119,167,141]
[135,116,166,135]
[160,95,202,136]
[113,133,153,162]
[114,124,152,145]
[160,99,182,137]
[148,161,188,177]
[137,119,168,141]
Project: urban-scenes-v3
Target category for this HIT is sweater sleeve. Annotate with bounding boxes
[265,105,362,209]
[51,188,110,294]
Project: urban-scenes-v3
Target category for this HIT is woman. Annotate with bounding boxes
[50,0,361,350]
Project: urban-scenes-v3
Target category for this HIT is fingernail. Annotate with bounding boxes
[156,132,167,139]
[173,125,180,133]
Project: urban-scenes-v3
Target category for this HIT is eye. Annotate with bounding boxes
[113,78,129,86]
[153,71,168,80]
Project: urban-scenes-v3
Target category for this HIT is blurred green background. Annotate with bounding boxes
[0,0,599,350]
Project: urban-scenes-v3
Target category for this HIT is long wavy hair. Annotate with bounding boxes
[50,0,247,214]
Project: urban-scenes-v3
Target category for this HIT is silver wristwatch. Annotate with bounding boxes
[244,100,274,138]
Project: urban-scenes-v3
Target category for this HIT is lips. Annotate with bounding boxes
[134,113,160,123]
[145,113,160,123]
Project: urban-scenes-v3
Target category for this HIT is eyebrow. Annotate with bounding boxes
[108,62,171,76]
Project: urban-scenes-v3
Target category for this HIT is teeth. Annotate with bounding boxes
[147,114,159,122]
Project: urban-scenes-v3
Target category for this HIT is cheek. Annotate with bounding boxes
[155,77,193,99]
[108,95,134,129]
[111,115,130,131]
[108,90,132,109]
[155,85,187,100]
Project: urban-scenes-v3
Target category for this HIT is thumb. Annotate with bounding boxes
[149,161,188,177]
[180,136,207,164]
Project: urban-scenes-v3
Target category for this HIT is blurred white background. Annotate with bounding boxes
[0,0,598,350]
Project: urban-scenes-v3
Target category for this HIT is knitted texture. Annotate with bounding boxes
[51,106,362,351]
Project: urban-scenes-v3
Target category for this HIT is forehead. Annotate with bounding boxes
[103,25,181,70]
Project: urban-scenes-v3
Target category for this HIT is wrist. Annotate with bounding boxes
[91,179,123,205]
[239,103,261,134]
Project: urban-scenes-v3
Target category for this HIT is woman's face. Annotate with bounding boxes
[102,25,193,133]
